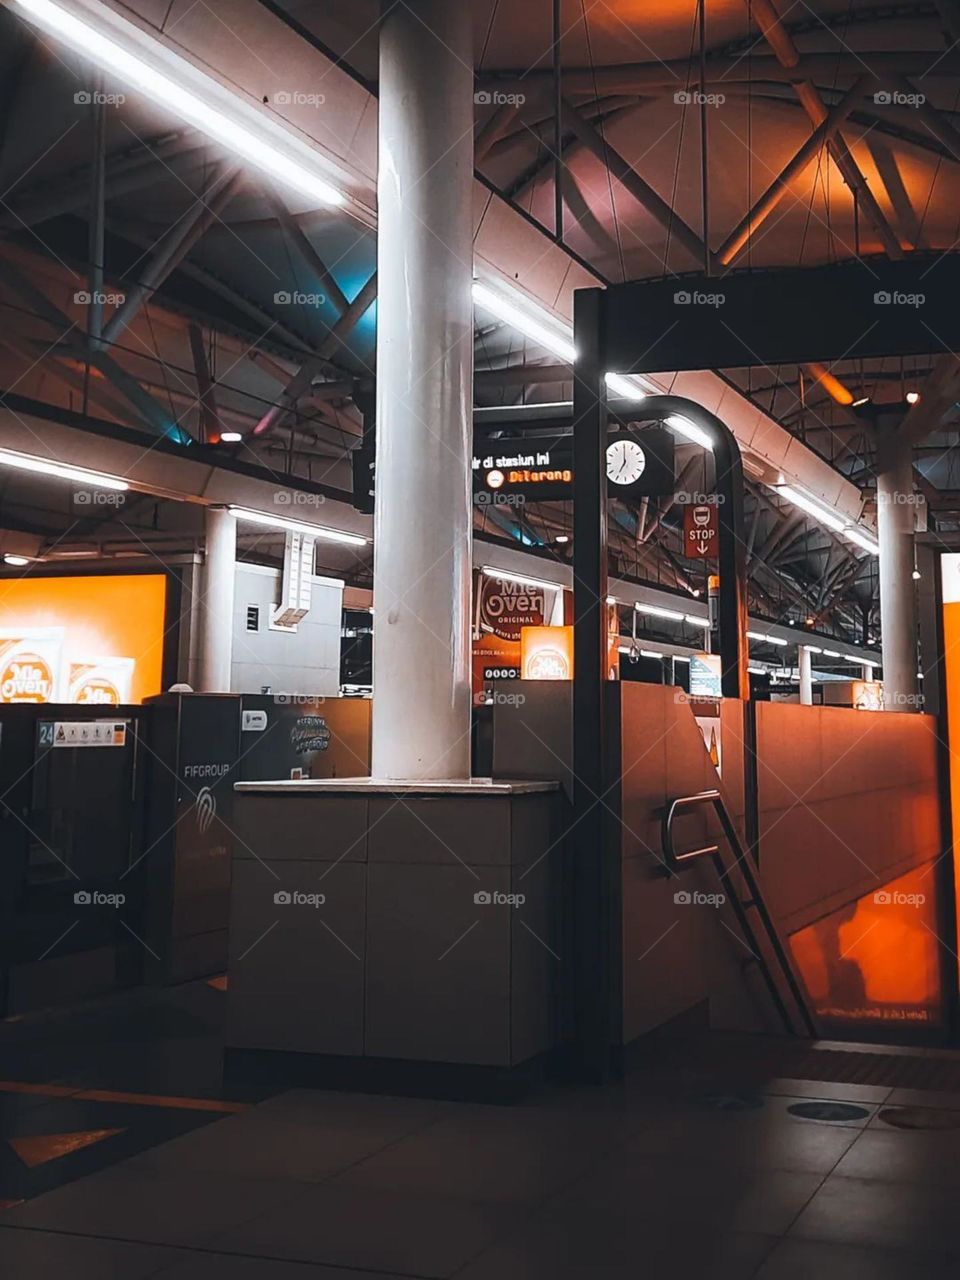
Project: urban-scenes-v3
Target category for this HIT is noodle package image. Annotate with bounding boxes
[68,656,135,705]
[0,627,65,702]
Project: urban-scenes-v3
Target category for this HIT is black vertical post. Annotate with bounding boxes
[713,426,750,700]
[571,287,613,1082]
[553,0,563,243]
[644,395,749,699]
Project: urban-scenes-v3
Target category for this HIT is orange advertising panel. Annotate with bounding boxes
[521,626,573,680]
[472,571,548,700]
[0,573,168,705]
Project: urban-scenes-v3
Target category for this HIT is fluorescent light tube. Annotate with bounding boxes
[684,614,711,628]
[230,506,367,546]
[0,448,128,490]
[13,0,344,207]
[747,630,787,647]
[605,372,649,401]
[777,482,847,533]
[481,566,562,593]
[843,526,880,555]
[472,281,577,364]
[636,603,685,622]
[663,413,714,450]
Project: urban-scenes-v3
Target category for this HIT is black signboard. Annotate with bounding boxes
[473,437,573,504]
[471,425,676,505]
[605,425,675,500]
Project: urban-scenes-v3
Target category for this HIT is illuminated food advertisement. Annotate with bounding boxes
[0,574,167,705]
[520,626,573,681]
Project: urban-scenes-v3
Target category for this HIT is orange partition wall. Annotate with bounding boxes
[0,573,168,705]
[941,553,960,964]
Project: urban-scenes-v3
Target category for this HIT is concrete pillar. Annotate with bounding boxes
[799,645,813,705]
[371,0,474,779]
[198,505,236,693]
[876,429,919,711]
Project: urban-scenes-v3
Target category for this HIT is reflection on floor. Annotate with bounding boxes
[0,975,265,1209]
[4,990,960,1276]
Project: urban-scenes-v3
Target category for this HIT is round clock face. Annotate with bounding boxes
[606,437,646,486]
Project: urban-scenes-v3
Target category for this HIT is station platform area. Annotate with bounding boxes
[3,982,960,1279]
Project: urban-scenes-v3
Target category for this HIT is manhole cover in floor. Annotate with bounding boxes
[787,1101,870,1123]
[878,1106,960,1130]
[695,1093,765,1112]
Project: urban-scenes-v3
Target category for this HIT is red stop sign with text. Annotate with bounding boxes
[683,502,718,559]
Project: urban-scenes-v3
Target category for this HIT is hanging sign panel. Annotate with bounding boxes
[471,426,677,505]
[683,501,719,559]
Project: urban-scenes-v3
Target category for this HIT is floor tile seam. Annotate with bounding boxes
[0,1222,438,1280]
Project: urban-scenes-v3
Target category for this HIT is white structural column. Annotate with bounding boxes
[798,645,813,705]
[876,430,919,711]
[372,0,474,779]
[198,505,236,693]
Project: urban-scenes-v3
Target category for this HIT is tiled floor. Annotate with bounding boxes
[4,987,960,1277]
[3,1072,960,1277]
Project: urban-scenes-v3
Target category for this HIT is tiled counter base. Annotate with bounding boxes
[225,779,561,1073]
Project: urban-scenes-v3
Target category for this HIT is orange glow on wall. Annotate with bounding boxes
[789,864,941,1026]
[941,553,960,963]
[521,626,573,680]
[0,574,167,705]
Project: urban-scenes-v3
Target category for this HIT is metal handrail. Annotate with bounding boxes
[662,788,817,1038]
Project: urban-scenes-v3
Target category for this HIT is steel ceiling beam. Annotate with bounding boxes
[560,99,714,268]
[0,254,179,437]
[103,165,243,344]
[317,270,377,361]
[716,77,869,265]
[0,135,205,234]
[266,189,350,315]
[187,322,219,443]
[746,0,904,259]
